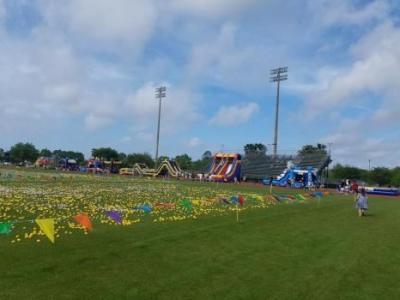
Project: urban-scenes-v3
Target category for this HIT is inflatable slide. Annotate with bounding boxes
[207,153,241,182]
[263,165,318,188]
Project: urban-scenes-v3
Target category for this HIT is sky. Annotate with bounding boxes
[0,0,399,168]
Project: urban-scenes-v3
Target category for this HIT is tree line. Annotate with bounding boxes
[330,164,400,187]
[0,143,212,171]
[3,142,397,186]
[0,142,329,170]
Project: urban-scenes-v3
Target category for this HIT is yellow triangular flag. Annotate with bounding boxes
[35,218,55,243]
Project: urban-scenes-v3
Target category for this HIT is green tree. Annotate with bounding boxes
[191,159,212,172]
[191,151,213,172]
[124,153,154,168]
[390,167,400,187]
[175,154,192,170]
[0,148,4,162]
[244,143,267,154]
[156,156,170,166]
[91,147,119,161]
[39,148,52,157]
[331,164,364,180]
[370,167,392,186]
[9,143,40,164]
[201,151,212,160]
[69,152,85,165]
[118,152,127,161]
[298,144,327,156]
[52,150,85,165]
[4,151,10,162]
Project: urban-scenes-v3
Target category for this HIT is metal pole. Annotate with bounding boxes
[273,76,280,157]
[155,95,162,166]
[154,86,166,168]
[270,67,287,158]
[369,159,371,172]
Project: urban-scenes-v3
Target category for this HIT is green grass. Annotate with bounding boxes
[1,171,400,299]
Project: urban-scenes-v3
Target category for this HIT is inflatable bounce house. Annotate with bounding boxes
[207,153,241,182]
[35,156,54,168]
[263,162,319,188]
[363,187,400,196]
[59,158,79,171]
[87,159,122,174]
[87,159,104,173]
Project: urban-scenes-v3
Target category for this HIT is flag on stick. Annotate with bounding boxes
[106,211,122,224]
[74,213,93,231]
[0,222,12,234]
[35,219,55,243]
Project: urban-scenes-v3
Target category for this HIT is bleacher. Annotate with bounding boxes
[294,153,331,171]
[242,152,330,182]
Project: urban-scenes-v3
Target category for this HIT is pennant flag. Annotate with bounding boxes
[0,222,13,234]
[191,200,201,206]
[221,198,231,205]
[296,194,306,201]
[74,213,93,231]
[106,210,122,224]
[230,196,239,205]
[155,202,176,209]
[238,195,245,206]
[180,199,193,211]
[35,219,55,243]
[312,191,324,198]
[135,204,152,213]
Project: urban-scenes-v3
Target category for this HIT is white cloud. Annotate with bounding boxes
[188,137,201,148]
[120,136,132,143]
[84,114,113,131]
[320,122,400,168]
[124,82,201,135]
[186,23,271,91]
[301,19,400,167]
[0,0,5,23]
[303,21,400,120]
[0,29,86,131]
[169,0,260,19]
[40,0,157,55]
[209,102,259,126]
[310,0,389,27]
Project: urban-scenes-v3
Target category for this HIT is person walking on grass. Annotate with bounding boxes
[355,188,368,217]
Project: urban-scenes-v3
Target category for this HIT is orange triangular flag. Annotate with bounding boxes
[74,213,93,231]
[35,218,55,243]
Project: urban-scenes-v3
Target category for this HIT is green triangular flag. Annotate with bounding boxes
[180,199,192,211]
[0,222,13,234]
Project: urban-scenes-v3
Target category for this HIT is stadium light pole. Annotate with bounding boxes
[155,86,166,167]
[270,67,288,157]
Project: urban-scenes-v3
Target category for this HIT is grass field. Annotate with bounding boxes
[1,169,400,299]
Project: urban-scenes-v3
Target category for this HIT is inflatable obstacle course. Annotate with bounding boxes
[119,159,183,178]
